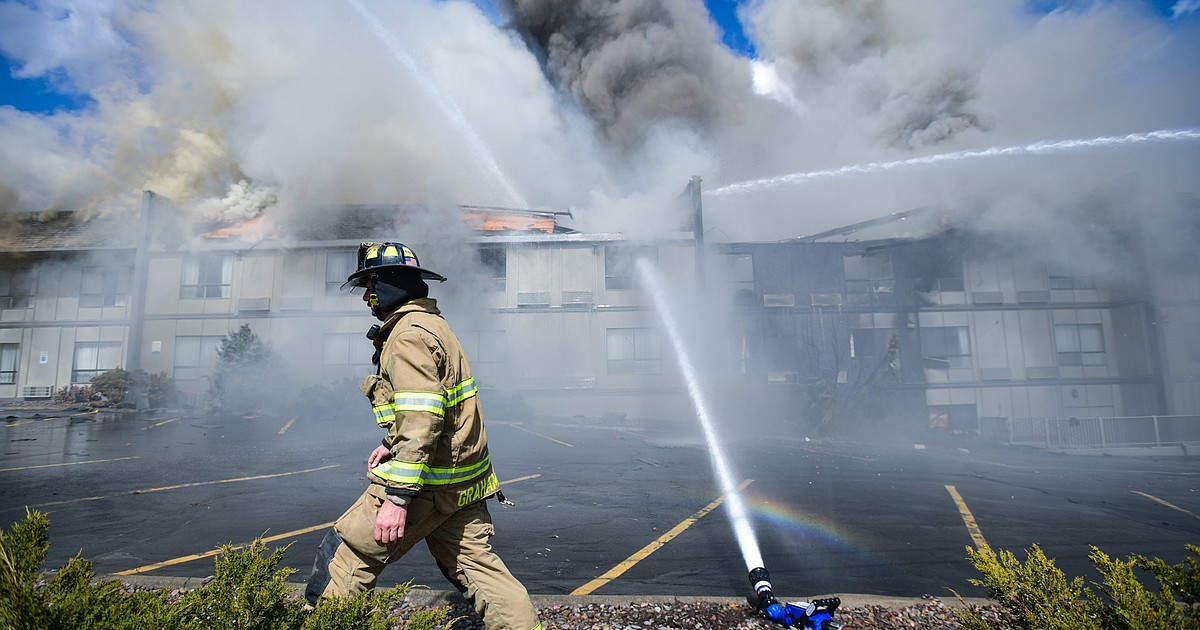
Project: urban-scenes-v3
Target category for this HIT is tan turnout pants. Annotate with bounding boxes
[307,484,540,630]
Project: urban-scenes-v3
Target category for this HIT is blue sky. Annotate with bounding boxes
[0,0,1190,115]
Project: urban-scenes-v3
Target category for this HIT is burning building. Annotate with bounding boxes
[1,189,1197,450]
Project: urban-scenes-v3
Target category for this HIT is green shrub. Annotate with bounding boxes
[0,510,452,630]
[146,370,178,408]
[958,543,1200,630]
[91,367,136,406]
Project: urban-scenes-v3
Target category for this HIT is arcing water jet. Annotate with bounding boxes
[345,0,529,208]
[709,127,1200,196]
[636,259,846,629]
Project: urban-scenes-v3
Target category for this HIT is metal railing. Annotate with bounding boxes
[999,415,1200,450]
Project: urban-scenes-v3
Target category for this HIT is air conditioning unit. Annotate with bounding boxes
[23,385,53,399]
[237,297,271,312]
[517,292,550,308]
[561,291,593,308]
[810,293,843,307]
[763,293,796,307]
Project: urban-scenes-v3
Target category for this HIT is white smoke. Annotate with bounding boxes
[0,0,1195,257]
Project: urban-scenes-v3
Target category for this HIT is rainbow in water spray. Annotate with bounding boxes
[636,258,764,572]
[709,127,1200,196]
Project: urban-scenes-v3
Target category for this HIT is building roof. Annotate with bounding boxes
[0,211,139,252]
[0,203,577,253]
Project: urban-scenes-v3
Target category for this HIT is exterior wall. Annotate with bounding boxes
[2,214,1197,435]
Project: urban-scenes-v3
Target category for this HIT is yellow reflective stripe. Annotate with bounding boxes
[393,391,446,417]
[371,455,491,487]
[372,403,395,426]
[446,377,477,407]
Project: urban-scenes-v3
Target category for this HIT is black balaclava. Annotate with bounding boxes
[370,271,429,320]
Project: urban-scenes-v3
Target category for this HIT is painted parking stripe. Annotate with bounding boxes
[143,417,179,430]
[1133,491,1200,520]
[277,417,297,435]
[946,485,989,550]
[27,465,340,509]
[114,473,541,575]
[115,521,336,576]
[572,479,754,596]
[507,423,573,448]
[0,456,139,473]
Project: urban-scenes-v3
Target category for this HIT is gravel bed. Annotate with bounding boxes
[118,579,1003,629]
[434,598,1003,629]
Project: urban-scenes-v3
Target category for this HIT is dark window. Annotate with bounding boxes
[605,246,656,290]
[326,251,356,295]
[181,255,232,299]
[478,245,506,292]
[72,341,122,383]
[1055,324,1105,366]
[80,266,130,307]
[921,326,971,369]
[0,344,18,384]
[0,268,34,308]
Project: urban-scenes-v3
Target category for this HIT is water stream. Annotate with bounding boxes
[709,127,1200,196]
[636,258,765,572]
[346,0,528,208]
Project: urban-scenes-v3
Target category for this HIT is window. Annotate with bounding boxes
[727,253,755,306]
[845,253,895,298]
[461,330,506,364]
[605,246,656,290]
[0,268,33,308]
[181,255,232,299]
[326,251,355,295]
[606,328,661,374]
[928,404,978,431]
[72,341,122,384]
[80,266,130,307]
[1047,265,1095,290]
[0,344,18,384]
[1055,324,1105,366]
[174,336,222,380]
[921,326,971,369]
[478,245,506,292]
[323,333,372,381]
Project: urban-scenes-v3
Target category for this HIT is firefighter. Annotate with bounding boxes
[305,242,541,630]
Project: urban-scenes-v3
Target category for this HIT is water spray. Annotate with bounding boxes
[637,259,845,629]
[346,0,529,208]
[709,127,1200,196]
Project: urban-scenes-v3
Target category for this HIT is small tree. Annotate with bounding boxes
[208,324,282,415]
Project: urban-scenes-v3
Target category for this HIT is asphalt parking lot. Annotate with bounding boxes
[2,405,1197,600]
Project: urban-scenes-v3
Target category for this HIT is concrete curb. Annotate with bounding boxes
[106,574,995,611]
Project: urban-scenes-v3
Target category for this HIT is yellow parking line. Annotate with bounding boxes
[278,417,297,435]
[29,465,339,509]
[114,473,541,575]
[0,456,139,473]
[143,417,178,430]
[116,521,335,576]
[572,479,754,596]
[1133,491,1200,520]
[508,423,573,447]
[946,485,989,550]
[3,420,35,427]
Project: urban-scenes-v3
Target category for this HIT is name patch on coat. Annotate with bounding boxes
[457,470,499,506]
